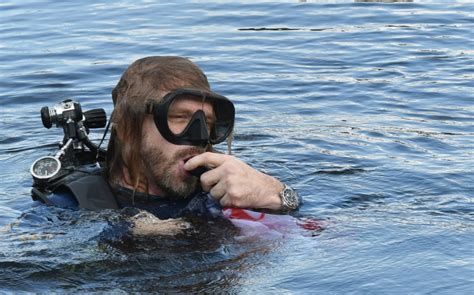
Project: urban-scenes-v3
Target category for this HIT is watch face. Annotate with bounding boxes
[31,156,61,180]
[282,187,299,210]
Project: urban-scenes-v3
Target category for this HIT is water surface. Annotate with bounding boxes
[0,0,473,293]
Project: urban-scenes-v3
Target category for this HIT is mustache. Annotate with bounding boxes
[173,146,206,161]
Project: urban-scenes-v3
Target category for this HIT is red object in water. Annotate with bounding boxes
[223,208,324,233]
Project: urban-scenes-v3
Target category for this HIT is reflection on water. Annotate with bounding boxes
[0,0,473,293]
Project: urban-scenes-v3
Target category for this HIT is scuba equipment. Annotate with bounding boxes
[146,88,235,148]
[31,140,71,183]
[184,158,211,177]
[30,99,108,203]
[187,165,210,178]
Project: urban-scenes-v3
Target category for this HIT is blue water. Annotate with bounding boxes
[1,0,473,293]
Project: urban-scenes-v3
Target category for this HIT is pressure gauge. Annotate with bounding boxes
[31,156,61,181]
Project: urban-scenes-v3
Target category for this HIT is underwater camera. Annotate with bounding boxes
[40,99,106,132]
[31,99,108,199]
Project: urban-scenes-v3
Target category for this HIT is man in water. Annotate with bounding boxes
[49,56,301,218]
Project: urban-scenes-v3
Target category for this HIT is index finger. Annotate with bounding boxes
[184,152,227,171]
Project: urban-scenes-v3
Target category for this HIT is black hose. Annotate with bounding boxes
[82,136,107,158]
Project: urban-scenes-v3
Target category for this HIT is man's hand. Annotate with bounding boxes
[184,152,284,210]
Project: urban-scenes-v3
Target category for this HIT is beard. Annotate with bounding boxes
[141,144,203,199]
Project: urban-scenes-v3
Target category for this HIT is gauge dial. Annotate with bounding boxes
[31,156,61,180]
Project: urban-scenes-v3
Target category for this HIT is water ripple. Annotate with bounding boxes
[0,0,473,293]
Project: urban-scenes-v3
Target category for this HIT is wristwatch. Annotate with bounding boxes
[279,184,301,211]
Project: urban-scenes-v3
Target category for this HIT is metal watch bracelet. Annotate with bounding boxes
[279,184,301,211]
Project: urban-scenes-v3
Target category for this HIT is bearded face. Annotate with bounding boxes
[140,116,205,199]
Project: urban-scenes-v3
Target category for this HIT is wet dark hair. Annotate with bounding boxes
[106,56,212,191]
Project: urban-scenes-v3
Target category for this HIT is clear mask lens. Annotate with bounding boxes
[167,95,215,136]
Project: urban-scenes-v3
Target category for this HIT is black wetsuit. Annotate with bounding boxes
[42,165,222,219]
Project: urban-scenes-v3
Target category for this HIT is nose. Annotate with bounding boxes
[185,110,210,147]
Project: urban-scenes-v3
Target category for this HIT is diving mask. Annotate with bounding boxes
[146,88,235,147]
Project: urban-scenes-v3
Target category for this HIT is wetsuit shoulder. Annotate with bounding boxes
[35,164,119,210]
